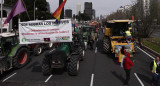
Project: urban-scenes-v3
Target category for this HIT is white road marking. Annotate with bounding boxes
[95,47,97,53]
[97,38,98,41]
[134,73,144,86]
[136,46,155,60]
[2,73,17,82]
[45,75,53,83]
[49,49,55,53]
[90,74,94,86]
[83,50,85,56]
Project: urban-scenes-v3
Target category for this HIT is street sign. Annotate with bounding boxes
[19,19,72,44]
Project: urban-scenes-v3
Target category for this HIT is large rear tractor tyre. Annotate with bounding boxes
[79,47,84,61]
[68,55,79,76]
[13,48,30,69]
[103,38,111,53]
[33,44,43,56]
[42,57,52,76]
[84,42,87,50]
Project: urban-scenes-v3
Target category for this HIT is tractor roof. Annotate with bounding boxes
[107,20,134,24]
[0,32,16,38]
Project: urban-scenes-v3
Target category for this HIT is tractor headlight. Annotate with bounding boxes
[115,49,119,53]
[126,47,132,53]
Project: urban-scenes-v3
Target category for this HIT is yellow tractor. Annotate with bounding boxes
[103,20,135,57]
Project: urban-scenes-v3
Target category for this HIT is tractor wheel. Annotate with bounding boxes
[84,42,87,50]
[42,57,52,75]
[47,43,54,49]
[103,38,111,53]
[13,48,30,69]
[79,47,84,61]
[0,60,9,71]
[33,44,43,56]
[68,55,79,76]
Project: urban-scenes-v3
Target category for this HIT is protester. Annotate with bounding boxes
[123,53,135,86]
[88,34,94,50]
[119,46,126,67]
[125,30,132,43]
[150,57,160,86]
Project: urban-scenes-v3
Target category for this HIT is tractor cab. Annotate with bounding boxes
[0,33,19,57]
[82,26,91,42]
[103,20,135,57]
[105,20,133,37]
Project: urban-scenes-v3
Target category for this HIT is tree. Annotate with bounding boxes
[75,13,91,21]
[106,11,128,20]
[131,0,158,38]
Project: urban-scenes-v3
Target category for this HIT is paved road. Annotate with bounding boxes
[0,33,154,86]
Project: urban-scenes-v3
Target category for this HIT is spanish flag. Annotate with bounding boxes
[52,0,67,21]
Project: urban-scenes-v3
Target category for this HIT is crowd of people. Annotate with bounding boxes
[117,30,159,86]
[117,45,134,86]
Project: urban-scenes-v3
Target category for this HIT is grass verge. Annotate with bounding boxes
[142,38,160,54]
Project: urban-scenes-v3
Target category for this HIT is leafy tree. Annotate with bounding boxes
[131,0,158,38]
[106,11,128,20]
[75,12,91,21]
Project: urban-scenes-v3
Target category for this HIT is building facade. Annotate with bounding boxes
[92,9,95,19]
[117,5,131,12]
[65,9,72,18]
[84,2,92,19]
[76,4,82,15]
[46,2,50,13]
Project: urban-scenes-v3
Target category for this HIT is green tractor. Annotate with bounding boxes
[41,34,84,76]
[81,26,95,50]
[0,33,30,74]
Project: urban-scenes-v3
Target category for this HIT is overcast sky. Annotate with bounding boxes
[46,0,136,17]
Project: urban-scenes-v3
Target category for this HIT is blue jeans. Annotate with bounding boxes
[126,36,131,43]
[152,73,160,86]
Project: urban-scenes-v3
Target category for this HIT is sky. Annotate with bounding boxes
[46,0,136,17]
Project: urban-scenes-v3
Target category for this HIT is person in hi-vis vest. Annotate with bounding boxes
[125,30,131,43]
[150,57,160,86]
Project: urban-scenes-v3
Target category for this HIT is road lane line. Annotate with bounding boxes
[90,74,94,86]
[45,75,53,83]
[134,73,144,86]
[95,47,97,53]
[2,72,17,82]
[136,46,155,60]
[49,49,55,53]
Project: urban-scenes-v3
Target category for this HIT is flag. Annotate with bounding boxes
[52,0,67,21]
[132,16,134,21]
[4,0,26,24]
[74,21,78,32]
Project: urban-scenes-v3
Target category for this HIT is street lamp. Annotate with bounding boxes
[34,0,37,20]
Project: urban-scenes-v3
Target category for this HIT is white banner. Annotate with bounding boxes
[19,19,72,44]
[0,18,9,30]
